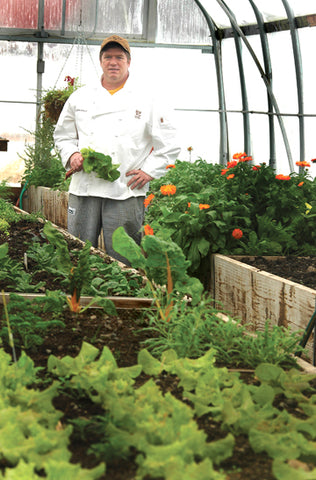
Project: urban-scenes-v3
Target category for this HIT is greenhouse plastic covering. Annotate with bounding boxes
[0,0,316,177]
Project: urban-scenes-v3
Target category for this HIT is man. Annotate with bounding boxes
[54,35,180,265]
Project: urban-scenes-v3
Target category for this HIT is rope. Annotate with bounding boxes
[53,5,99,88]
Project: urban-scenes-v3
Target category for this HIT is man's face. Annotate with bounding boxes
[100,47,131,87]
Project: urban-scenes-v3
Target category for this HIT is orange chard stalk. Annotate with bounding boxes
[66,288,82,313]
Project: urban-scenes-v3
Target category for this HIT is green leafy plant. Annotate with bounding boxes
[145,157,316,281]
[0,293,65,351]
[80,147,120,182]
[42,76,80,124]
[42,222,117,315]
[21,116,66,189]
[112,226,204,308]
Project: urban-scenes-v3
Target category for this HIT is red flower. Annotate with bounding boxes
[298,182,304,187]
[64,75,75,86]
[227,160,238,169]
[232,228,243,240]
[144,224,154,235]
[166,164,175,169]
[275,174,291,181]
[221,169,228,175]
[252,165,261,171]
[226,174,235,180]
[199,204,210,210]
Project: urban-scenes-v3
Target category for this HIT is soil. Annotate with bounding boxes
[235,256,316,291]
[1,219,316,480]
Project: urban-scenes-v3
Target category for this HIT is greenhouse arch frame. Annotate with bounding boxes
[0,0,316,173]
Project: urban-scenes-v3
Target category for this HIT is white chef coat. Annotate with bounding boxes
[54,75,181,199]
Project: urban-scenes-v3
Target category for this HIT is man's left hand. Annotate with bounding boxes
[126,169,153,189]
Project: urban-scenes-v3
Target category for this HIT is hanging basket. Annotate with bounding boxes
[42,76,79,124]
[43,94,67,123]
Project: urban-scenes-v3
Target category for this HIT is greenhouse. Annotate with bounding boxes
[0,1,316,479]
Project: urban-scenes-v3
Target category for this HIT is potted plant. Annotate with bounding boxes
[42,76,79,123]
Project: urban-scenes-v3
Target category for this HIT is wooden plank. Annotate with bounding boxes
[0,293,153,310]
[211,254,316,363]
[21,186,104,249]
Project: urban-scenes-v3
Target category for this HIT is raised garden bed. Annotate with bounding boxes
[210,254,316,363]
[1,209,316,479]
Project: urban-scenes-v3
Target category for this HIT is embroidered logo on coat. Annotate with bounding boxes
[135,110,142,119]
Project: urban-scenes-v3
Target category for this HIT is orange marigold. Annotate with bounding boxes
[252,165,261,171]
[199,204,210,210]
[296,161,310,168]
[275,174,291,181]
[232,228,243,240]
[144,193,155,208]
[227,174,235,180]
[166,164,176,169]
[227,160,238,169]
[232,152,247,159]
[221,169,228,175]
[187,202,191,208]
[144,224,154,236]
[298,181,304,187]
[160,184,177,196]
[239,155,252,162]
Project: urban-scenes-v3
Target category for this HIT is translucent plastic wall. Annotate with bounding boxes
[0,0,316,182]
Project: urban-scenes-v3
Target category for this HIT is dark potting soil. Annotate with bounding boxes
[234,256,316,291]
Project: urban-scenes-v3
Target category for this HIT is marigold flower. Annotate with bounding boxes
[166,164,176,169]
[160,184,177,196]
[144,193,155,208]
[226,174,235,180]
[298,182,304,187]
[227,160,238,169]
[199,204,210,210]
[252,165,261,171]
[232,152,247,159]
[275,174,291,181]
[221,169,228,175]
[187,202,191,208]
[239,156,252,162]
[296,161,311,168]
[232,228,243,240]
[144,224,154,235]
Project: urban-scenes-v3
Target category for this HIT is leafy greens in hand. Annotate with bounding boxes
[80,147,120,182]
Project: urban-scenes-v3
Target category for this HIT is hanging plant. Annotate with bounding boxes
[42,76,79,123]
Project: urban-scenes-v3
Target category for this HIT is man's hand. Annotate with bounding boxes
[126,169,153,190]
[69,152,84,172]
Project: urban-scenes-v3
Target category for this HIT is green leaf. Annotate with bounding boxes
[47,342,99,377]
[138,349,163,375]
[112,227,146,270]
[198,237,211,256]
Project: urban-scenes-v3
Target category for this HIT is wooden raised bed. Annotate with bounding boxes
[210,254,316,363]
[20,187,316,363]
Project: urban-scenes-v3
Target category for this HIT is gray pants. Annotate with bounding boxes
[68,194,145,265]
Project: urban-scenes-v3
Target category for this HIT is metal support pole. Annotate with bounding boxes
[194,0,229,165]
[248,0,276,169]
[215,0,294,172]
[281,0,305,169]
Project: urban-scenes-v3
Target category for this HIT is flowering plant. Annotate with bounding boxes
[42,76,80,123]
[144,154,316,283]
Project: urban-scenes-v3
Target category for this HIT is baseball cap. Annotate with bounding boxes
[100,35,131,55]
